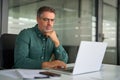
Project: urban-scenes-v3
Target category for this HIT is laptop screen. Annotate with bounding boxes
[73,41,107,75]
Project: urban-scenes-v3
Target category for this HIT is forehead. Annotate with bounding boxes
[40,11,55,18]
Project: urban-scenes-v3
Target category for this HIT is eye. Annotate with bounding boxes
[51,19,55,22]
[41,18,55,22]
[43,18,49,21]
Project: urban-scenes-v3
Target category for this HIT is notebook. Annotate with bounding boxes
[48,41,107,75]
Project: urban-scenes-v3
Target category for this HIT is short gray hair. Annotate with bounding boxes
[37,6,56,17]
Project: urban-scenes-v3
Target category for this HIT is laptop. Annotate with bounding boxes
[48,41,107,75]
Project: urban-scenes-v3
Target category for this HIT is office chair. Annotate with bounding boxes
[0,33,17,69]
[63,45,79,63]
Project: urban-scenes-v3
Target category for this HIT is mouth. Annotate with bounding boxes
[44,26,53,32]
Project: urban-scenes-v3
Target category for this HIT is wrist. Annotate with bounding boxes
[55,41,60,47]
[42,62,49,68]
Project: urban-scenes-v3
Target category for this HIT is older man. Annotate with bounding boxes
[14,6,68,69]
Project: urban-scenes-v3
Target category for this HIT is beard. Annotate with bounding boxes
[43,26,53,32]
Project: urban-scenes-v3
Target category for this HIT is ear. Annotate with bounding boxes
[36,16,39,23]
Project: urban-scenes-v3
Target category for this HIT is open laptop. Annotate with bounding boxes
[48,41,107,75]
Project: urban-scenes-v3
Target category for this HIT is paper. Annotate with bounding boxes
[0,69,20,79]
[15,69,48,79]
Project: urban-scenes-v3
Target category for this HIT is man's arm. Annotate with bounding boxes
[14,30,42,69]
[42,60,67,69]
[45,30,60,47]
[42,30,68,69]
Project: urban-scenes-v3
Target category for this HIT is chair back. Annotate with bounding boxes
[63,45,79,63]
[0,34,17,69]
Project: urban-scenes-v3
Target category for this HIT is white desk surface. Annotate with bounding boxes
[0,64,120,80]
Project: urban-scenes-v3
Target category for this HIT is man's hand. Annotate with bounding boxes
[42,60,66,69]
[45,30,60,47]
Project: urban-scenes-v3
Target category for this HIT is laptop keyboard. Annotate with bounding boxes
[64,67,73,72]
[56,67,74,72]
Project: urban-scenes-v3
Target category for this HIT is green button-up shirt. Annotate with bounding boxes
[14,24,68,69]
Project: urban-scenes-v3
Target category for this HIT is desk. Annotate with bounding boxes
[0,64,120,80]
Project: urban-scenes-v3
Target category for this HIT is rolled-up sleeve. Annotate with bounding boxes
[53,45,68,63]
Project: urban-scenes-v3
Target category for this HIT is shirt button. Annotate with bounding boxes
[41,56,44,59]
[43,48,45,50]
[57,50,59,52]
[39,34,41,37]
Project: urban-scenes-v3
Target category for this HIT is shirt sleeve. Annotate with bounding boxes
[53,44,68,63]
[14,29,42,69]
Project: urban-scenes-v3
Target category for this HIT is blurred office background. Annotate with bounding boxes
[0,0,120,65]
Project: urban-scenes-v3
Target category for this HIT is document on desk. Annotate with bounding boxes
[15,69,48,79]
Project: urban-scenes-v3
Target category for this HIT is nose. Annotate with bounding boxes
[47,20,52,25]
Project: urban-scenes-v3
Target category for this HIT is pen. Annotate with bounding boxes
[34,76,50,79]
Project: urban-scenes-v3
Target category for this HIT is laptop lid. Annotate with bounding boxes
[72,41,107,75]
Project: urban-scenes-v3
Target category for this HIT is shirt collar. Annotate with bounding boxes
[34,24,46,38]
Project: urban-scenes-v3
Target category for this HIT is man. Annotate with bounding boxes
[14,6,68,69]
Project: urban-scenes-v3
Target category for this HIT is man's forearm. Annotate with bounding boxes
[42,60,66,69]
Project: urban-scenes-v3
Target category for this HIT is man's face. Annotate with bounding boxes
[37,11,55,33]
